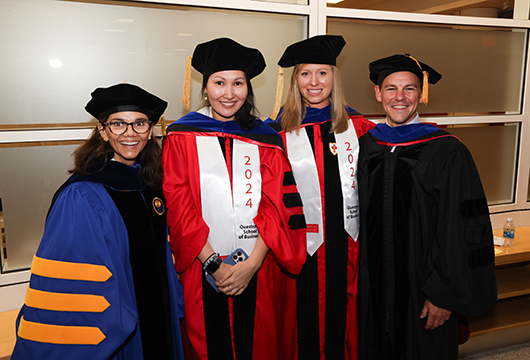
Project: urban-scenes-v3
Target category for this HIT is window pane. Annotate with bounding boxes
[443,123,519,205]
[0,144,77,272]
[0,0,306,272]
[328,18,526,118]
[0,0,306,127]
[328,0,514,19]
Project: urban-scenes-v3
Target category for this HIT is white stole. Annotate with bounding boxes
[285,121,360,256]
[285,128,324,256]
[196,136,261,256]
[334,121,360,241]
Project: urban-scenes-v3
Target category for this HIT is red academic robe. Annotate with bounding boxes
[266,105,375,360]
[162,113,307,360]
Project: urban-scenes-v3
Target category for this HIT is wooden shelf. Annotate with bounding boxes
[495,263,530,299]
[470,227,530,337]
[470,296,530,337]
[493,227,530,266]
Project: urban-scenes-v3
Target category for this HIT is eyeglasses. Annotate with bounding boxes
[104,120,152,135]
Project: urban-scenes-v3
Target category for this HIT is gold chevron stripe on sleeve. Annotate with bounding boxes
[18,316,106,345]
[31,255,112,282]
[25,287,110,312]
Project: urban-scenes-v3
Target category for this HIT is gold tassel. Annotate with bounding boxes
[160,115,166,136]
[270,67,284,121]
[405,54,429,105]
[421,70,429,105]
[181,56,192,111]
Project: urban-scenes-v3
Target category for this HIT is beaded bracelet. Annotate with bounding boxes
[203,253,220,271]
[203,252,216,265]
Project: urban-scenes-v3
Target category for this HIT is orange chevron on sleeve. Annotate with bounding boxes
[18,316,106,345]
[31,255,112,282]
[25,286,110,312]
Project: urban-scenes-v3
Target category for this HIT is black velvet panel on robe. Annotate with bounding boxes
[295,122,349,360]
[357,130,497,360]
[106,185,174,360]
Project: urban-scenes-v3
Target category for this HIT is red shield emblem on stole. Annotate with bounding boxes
[329,142,338,155]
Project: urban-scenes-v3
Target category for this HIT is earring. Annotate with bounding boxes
[203,92,208,101]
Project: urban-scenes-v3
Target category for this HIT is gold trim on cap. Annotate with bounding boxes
[270,67,284,121]
[181,56,192,111]
[405,54,430,105]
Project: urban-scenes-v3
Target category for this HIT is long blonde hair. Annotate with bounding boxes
[279,64,349,134]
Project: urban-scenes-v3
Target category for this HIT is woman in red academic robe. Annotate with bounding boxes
[162,38,306,360]
[266,35,375,360]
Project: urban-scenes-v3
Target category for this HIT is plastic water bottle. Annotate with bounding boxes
[503,218,515,247]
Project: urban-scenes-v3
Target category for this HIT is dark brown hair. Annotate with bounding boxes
[201,74,260,131]
[70,118,163,188]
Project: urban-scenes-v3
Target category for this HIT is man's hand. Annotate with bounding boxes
[420,299,451,330]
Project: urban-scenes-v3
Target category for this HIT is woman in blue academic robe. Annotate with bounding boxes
[12,83,185,360]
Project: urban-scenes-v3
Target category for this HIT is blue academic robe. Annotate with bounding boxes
[12,161,185,360]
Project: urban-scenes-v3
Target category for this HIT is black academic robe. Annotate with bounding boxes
[357,123,497,360]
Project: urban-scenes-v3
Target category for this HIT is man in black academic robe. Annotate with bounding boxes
[357,54,497,360]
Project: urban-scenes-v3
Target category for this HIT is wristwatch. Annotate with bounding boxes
[203,253,222,275]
